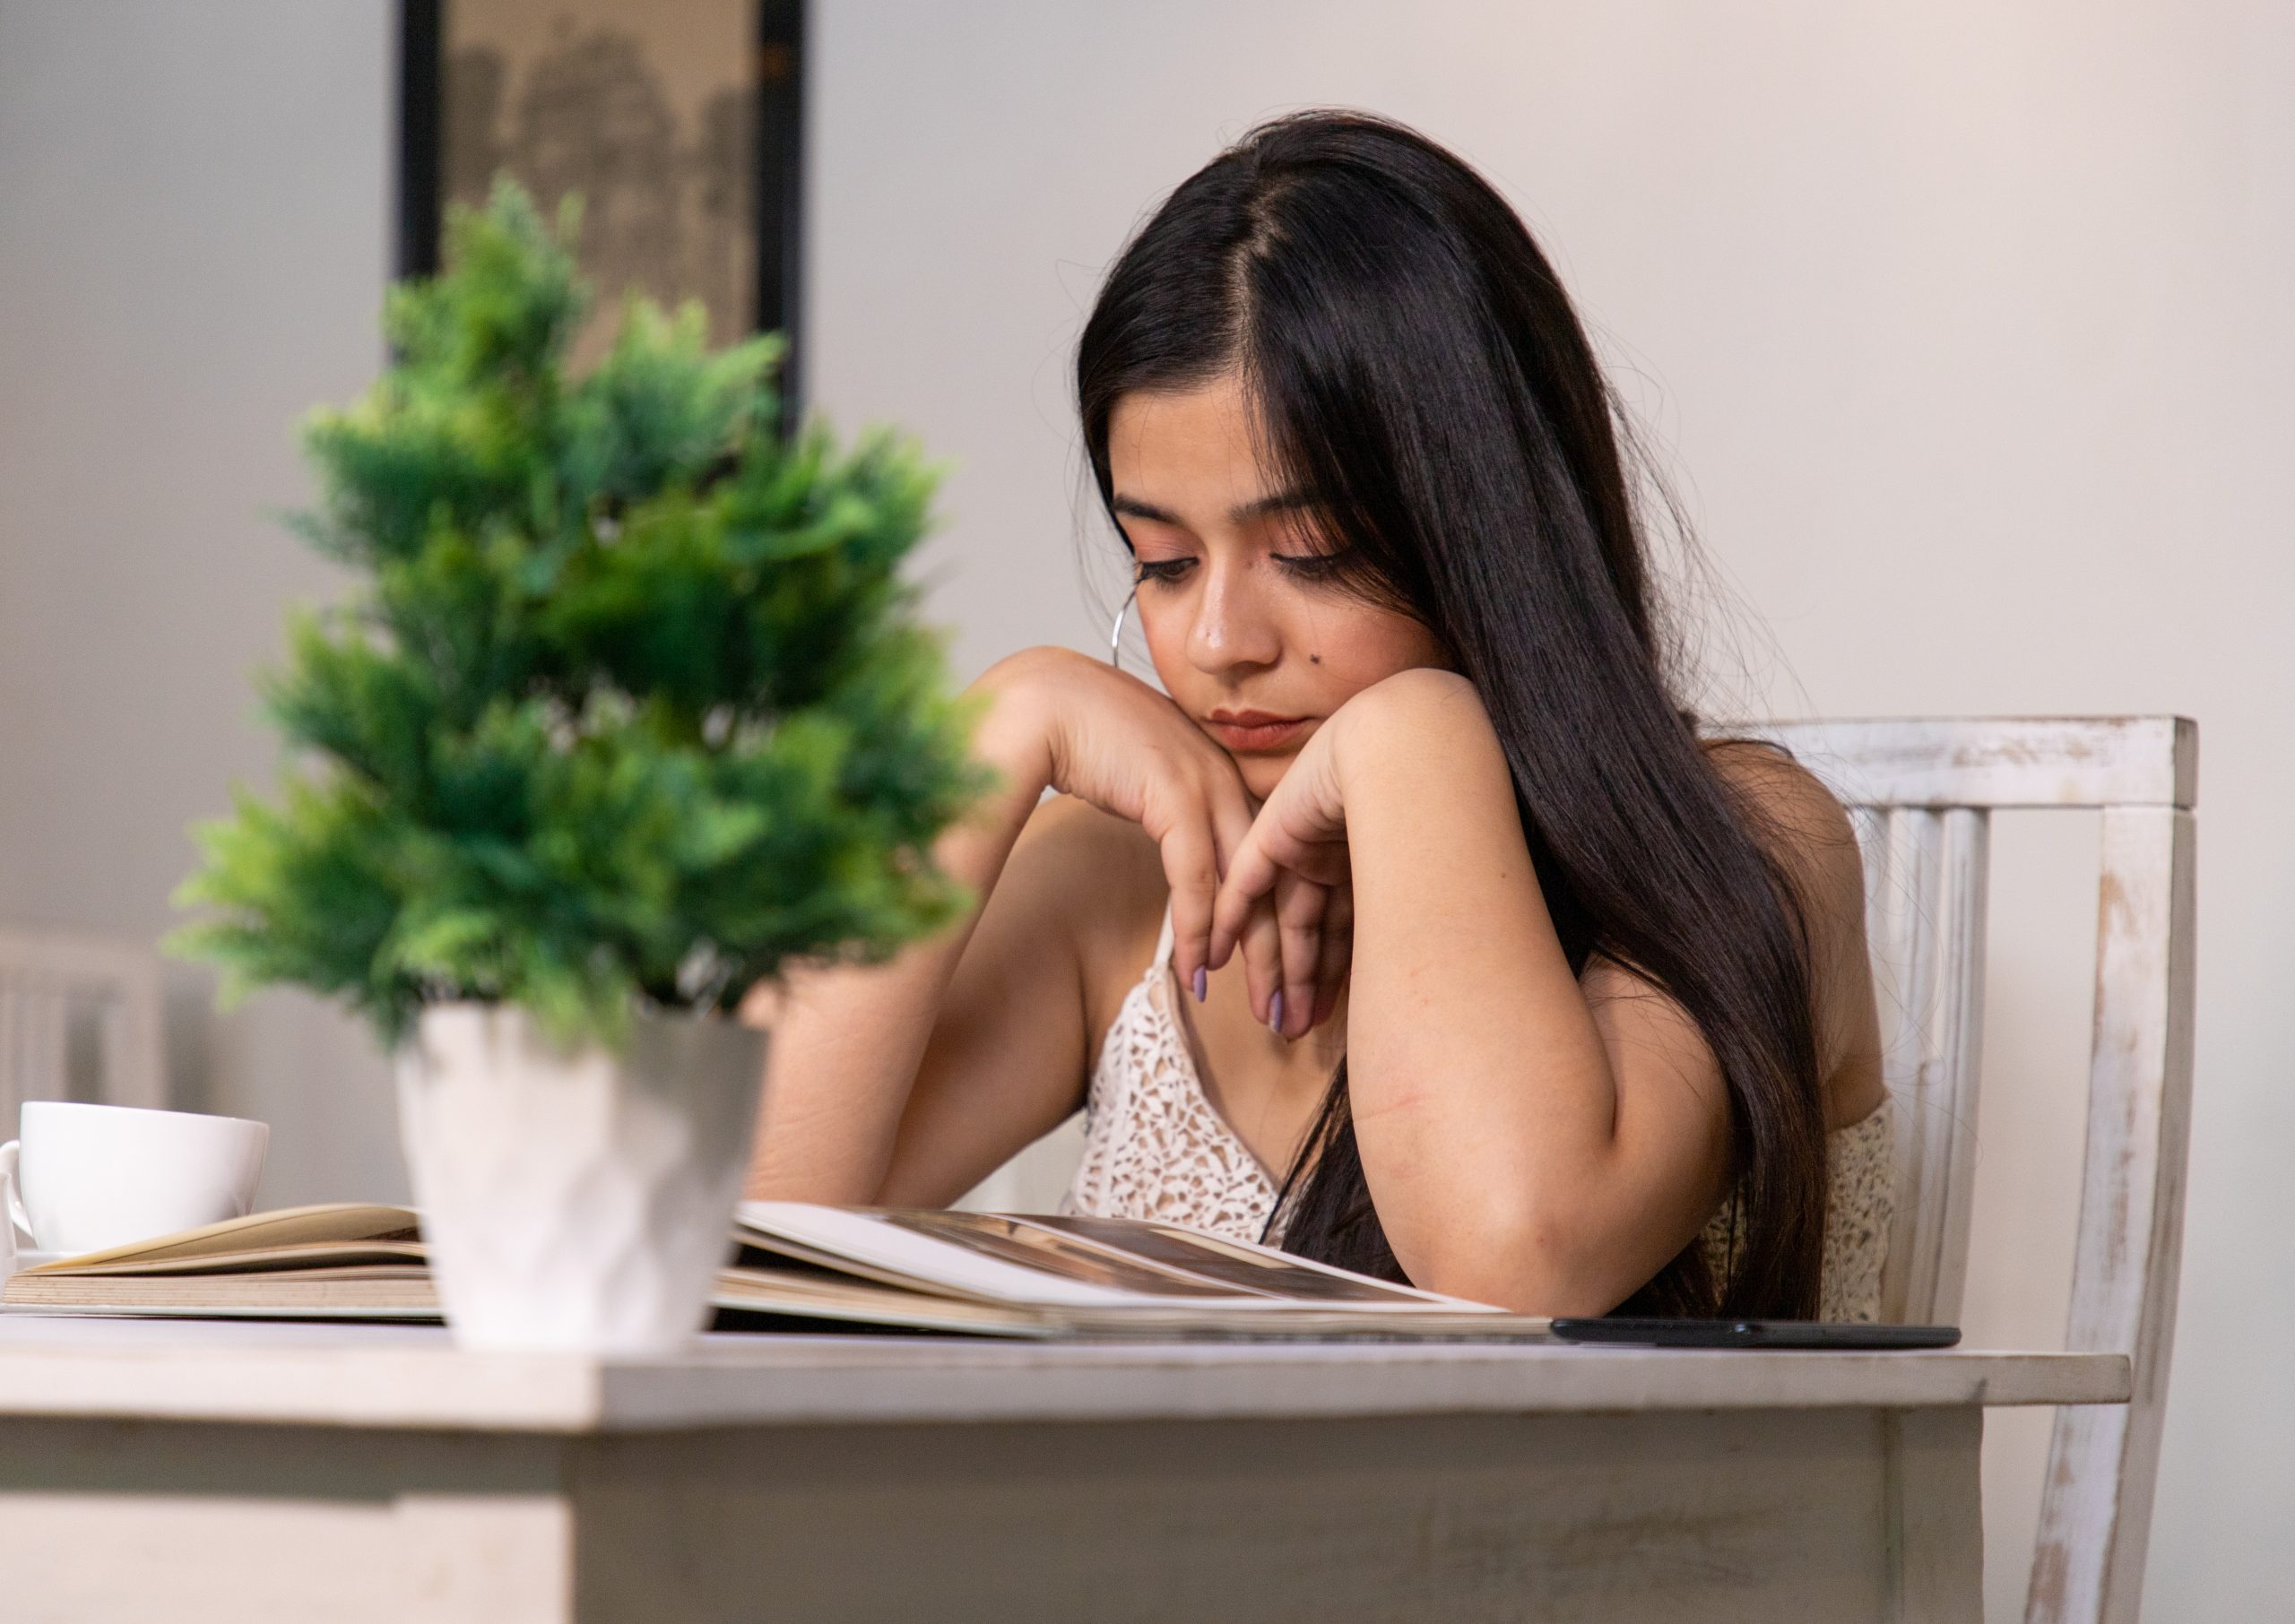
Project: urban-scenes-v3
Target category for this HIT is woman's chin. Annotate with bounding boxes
[1233,752,1295,801]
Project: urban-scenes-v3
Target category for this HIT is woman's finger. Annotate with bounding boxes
[1312,881,1354,1029]
[1238,892,1286,1032]
[1195,770,1260,989]
[1274,873,1326,1041]
[1154,807,1223,1005]
[1208,816,1282,970]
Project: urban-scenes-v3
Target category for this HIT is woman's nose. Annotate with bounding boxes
[1186,557,1283,674]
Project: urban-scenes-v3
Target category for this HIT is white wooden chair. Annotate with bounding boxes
[1735,716,2195,1624]
[0,928,167,1127]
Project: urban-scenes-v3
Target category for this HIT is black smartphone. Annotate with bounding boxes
[1548,1317,1961,1350]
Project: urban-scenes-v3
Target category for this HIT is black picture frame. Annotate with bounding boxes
[393,0,807,419]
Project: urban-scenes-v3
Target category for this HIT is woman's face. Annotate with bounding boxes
[1104,372,1448,799]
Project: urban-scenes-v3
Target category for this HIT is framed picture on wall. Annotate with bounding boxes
[395,0,806,411]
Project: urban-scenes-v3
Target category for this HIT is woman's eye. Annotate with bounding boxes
[1135,557,1196,588]
[1270,549,1350,583]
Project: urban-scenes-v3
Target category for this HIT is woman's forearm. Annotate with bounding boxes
[742,665,1054,1202]
[1331,672,1722,1313]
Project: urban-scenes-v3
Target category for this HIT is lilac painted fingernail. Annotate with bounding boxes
[1269,989,1286,1036]
[1192,966,1208,1003]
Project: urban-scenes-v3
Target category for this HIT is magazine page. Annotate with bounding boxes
[734,1203,1161,1308]
[1015,1214,1503,1310]
[736,1203,1515,1317]
[878,1211,1268,1299]
[711,1266,1050,1338]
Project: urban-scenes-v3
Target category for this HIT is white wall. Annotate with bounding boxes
[0,0,405,1205]
[1,3,2285,1618]
[804,5,2291,1620]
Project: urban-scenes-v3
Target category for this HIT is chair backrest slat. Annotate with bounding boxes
[1860,804,1991,1326]
[1727,716,2195,1624]
[0,929,168,1127]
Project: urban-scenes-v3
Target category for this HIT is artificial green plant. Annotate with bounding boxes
[172,181,984,1048]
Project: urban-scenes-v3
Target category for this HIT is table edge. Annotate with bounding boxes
[0,1325,2133,1432]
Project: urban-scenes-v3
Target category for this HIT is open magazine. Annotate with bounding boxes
[0,1201,1551,1340]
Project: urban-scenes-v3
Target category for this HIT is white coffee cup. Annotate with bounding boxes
[0,1101,269,1257]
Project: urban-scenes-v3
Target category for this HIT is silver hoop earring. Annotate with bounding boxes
[1108,586,1138,669]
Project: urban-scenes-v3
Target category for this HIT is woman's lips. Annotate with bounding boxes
[1204,710,1312,752]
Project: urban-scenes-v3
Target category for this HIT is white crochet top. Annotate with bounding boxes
[1061,910,1895,1321]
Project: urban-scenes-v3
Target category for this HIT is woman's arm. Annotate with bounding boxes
[1208,668,1859,1315]
[746,645,1286,1205]
[742,662,1071,1204]
[1333,670,1725,1313]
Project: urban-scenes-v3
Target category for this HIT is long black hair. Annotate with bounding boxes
[1075,110,1825,1317]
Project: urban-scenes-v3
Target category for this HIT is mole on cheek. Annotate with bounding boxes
[1310,653,1322,665]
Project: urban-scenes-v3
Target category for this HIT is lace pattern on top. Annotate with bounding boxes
[1061,910,1896,1320]
[1060,913,1287,1245]
[1698,1098,1895,1322]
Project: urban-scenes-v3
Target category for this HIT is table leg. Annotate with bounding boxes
[1886,1406,1987,1622]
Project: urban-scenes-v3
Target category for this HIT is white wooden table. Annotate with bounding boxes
[0,1317,2126,1623]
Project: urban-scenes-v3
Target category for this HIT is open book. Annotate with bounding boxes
[1,1202,1551,1340]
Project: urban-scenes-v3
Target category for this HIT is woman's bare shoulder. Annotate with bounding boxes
[1701,739,1864,908]
[1702,738,1885,1117]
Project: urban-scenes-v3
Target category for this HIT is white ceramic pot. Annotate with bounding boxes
[395,1002,766,1354]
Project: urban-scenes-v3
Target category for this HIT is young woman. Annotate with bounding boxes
[746,110,1892,1320]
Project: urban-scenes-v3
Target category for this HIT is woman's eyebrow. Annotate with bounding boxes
[1109,489,1316,525]
[1109,494,1181,524]
[1231,488,1318,522]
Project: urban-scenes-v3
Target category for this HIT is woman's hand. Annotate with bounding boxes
[974,647,1312,1019]
[1207,669,1480,1037]
[1199,704,1350,1039]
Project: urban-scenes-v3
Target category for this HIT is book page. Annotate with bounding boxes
[879,1212,1259,1299]
[736,1203,1509,1316]
[1017,1214,1486,1307]
[40,1240,429,1278]
[737,1204,1174,1308]
[23,1204,421,1274]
